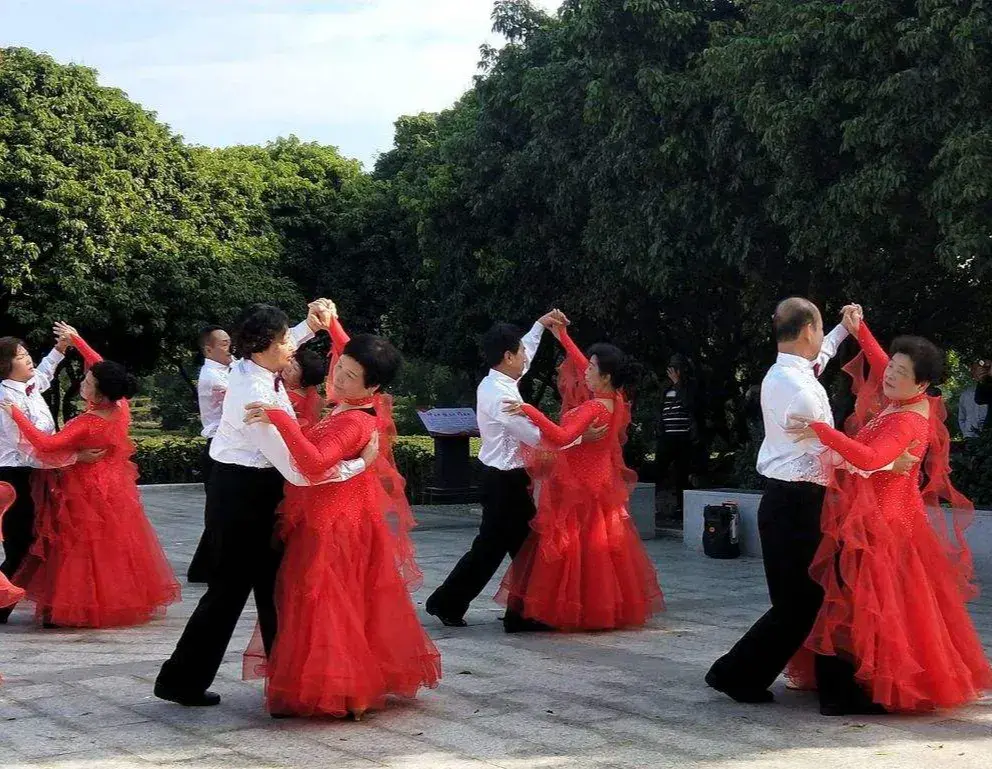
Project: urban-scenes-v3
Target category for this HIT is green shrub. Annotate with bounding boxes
[951,431,992,509]
[134,436,206,484]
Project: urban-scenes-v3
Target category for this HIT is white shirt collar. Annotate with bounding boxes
[202,358,229,372]
[241,358,278,382]
[2,378,30,393]
[487,368,520,388]
[775,352,815,371]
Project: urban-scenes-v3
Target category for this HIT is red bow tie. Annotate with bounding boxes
[274,375,283,393]
[812,364,821,378]
[25,383,35,396]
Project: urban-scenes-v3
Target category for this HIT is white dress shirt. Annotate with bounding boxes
[756,325,848,485]
[477,323,546,471]
[958,385,987,438]
[197,359,230,439]
[0,348,66,469]
[209,321,364,486]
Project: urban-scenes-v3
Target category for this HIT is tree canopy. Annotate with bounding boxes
[2,0,991,447]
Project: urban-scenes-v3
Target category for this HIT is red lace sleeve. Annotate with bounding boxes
[812,414,918,471]
[520,401,600,447]
[71,334,104,369]
[856,323,889,381]
[557,328,589,371]
[328,318,350,357]
[10,408,93,453]
[267,408,369,480]
[555,328,592,413]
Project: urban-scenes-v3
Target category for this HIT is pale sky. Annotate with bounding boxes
[0,0,561,167]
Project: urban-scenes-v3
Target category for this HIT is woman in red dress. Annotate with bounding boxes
[0,323,180,628]
[787,309,991,713]
[242,307,440,718]
[496,322,664,631]
[283,346,326,429]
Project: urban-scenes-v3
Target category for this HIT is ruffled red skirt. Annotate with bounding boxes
[496,474,664,631]
[787,476,992,711]
[14,461,180,627]
[0,573,23,609]
[0,483,26,609]
[244,479,441,717]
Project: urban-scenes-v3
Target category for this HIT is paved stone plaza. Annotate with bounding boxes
[1,485,990,768]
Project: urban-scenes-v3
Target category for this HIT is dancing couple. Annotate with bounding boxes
[0,323,179,629]
[707,297,991,715]
[157,299,439,719]
[428,309,664,633]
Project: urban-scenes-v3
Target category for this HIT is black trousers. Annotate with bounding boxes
[186,439,215,583]
[427,466,536,619]
[655,432,693,515]
[0,466,35,579]
[0,466,35,619]
[708,480,846,694]
[158,462,284,694]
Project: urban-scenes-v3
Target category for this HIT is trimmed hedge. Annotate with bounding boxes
[133,434,480,503]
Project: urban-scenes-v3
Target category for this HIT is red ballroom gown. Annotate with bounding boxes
[788,323,991,711]
[9,335,180,628]
[496,328,664,631]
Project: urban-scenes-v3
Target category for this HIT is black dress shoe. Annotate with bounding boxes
[425,598,467,628]
[819,700,887,717]
[42,621,62,629]
[705,670,775,704]
[154,680,221,707]
[502,612,552,634]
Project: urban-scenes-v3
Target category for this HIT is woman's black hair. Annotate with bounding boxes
[587,342,630,389]
[295,346,328,388]
[232,304,289,359]
[890,336,945,385]
[341,334,402,389]
[90,360,139,402]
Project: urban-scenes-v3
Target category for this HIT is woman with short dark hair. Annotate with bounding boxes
[0,323,179,628]
[282,346,327,428]
[241,302,440,719]
[785,307,991,714]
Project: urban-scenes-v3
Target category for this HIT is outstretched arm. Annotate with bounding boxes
[70,334,104,369]
[9,408,92,452]
[328,317,350,358]
[33,348,66,393]
[266,409,369,481]
[520,401,601,448]
[556,327,589,372]
[811,416,917,472]
[855,322,890,382]
[812,324,850,377]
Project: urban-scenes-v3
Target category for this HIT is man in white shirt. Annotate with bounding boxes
[186,325,233,583]
[958,360,989,439]
[156,302,377,708]
[706,297,856,707]
[426,311,605,632]
[0,334,103,623]
[706,300,915,714]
